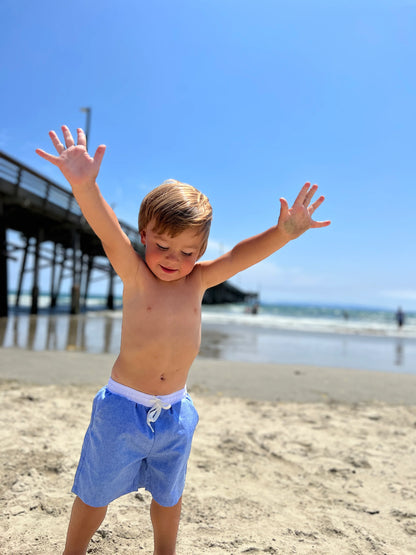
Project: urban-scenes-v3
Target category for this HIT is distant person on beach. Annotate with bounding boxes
[251,302,259,314]
[245,301,259,314]
[36,125,330,555]
[396,306,405,329]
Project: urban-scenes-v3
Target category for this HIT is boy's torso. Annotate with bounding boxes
[111,264,205,395]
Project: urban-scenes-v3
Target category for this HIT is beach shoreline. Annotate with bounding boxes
[1,347,416,405]
[2,308,416,375]
[1,349,416,554]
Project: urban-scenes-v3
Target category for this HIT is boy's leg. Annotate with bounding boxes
[63,496,107,555]
[150,496,182,555]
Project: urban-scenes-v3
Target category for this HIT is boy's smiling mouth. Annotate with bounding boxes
[160,265,177,274]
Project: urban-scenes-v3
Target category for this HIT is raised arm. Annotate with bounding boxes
[199,183,331,289]
[36,126,142,282]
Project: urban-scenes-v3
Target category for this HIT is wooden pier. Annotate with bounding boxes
[0,151,257,317]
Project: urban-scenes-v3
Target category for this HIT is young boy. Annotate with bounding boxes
[36,125,330,555]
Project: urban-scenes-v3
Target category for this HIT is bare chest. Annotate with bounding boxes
[122,277,203,343]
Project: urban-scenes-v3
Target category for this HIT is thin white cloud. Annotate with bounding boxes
[381,289,416,301]
[231,259,323,291]
[203,238,326,295]
[203,238,231,259]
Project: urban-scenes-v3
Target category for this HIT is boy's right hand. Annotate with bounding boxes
[36,125,106,189]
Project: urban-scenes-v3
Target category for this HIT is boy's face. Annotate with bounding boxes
[140,222,204,282]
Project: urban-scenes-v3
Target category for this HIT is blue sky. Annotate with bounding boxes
[1,0,415,309]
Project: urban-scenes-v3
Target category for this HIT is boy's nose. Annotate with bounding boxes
[166,251,179,261]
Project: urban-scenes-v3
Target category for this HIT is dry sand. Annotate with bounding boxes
[0,348,416,554]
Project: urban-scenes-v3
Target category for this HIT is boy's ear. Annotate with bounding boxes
[140,230,146,246]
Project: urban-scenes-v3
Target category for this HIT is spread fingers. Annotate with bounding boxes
[61,125,75,148]
[303,184,318,207]
[49,130,66,154]
[308,195,325,214]
[77,128,87,147]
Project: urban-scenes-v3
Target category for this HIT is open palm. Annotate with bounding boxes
[278,183,331,239]
[36,126,106,188]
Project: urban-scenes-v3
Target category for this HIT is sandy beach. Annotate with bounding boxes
[1,349,416,554]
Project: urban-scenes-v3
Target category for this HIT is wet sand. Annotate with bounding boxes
[0,348,415,554]
[2,312,415,374]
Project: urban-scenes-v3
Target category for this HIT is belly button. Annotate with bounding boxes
[160,374,166,381]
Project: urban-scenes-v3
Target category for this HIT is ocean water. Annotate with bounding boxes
[202,303,416,339]
[1,294,415,374]
[200,303,416,374]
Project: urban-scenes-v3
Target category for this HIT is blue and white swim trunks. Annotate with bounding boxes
[72,378,199,507]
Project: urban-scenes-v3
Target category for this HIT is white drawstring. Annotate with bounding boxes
[147,398,172,432]
[106,378,185,432]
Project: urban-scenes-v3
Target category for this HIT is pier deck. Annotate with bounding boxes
[0,151,256,317]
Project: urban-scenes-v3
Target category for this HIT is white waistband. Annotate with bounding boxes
[107,378,187,408]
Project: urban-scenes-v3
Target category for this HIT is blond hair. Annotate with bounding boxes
[138,179,213,257]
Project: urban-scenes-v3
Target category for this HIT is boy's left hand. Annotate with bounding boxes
[278,183,331,240]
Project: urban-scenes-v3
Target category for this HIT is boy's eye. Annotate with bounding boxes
[182,252,193,257]
[157,244,168,251]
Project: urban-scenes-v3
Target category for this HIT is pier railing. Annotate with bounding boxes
[0,150,257,317]
[0,150,82,215]
[0,150,142,316]
[0,151,139,245]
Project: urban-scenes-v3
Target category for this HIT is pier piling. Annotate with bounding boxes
[0,199,8,317]
[0,150,255,313]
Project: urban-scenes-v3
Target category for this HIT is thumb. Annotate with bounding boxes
[279,197,289,214]
[93,145,106,167]
[277,197,289,224]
